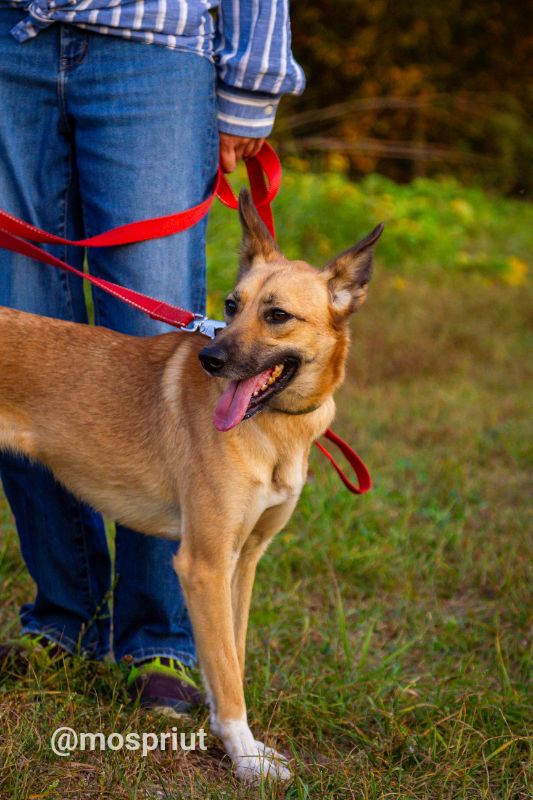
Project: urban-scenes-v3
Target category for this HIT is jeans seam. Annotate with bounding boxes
[57,29,70,135]
[193,67,217,315]
[61,134,77,320]
[125,648,197,667]
[57,28,79,322]
[69,497,109,628]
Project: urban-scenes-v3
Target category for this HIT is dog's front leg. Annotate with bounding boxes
[231,539,264,681]
[232,498,298,681]
[173,535,291,784]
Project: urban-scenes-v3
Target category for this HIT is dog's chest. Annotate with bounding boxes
[244,428,309,510]
[267,453,306,504]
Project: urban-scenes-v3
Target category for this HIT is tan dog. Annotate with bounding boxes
[0,191,382,783]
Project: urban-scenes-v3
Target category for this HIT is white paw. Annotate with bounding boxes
[254,739,289,763]
[235,744,292,784]
[214,715,292,784]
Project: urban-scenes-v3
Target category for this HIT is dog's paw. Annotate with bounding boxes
[254,739,289,763]
[234,744,292,784]
[214,716,292,784]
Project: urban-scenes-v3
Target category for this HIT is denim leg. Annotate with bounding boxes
[66,35,218,663]
[0,12,111,657]
[0,454,111,657]
[71,36,218,325]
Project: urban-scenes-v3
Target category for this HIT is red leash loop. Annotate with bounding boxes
[314,429,371,495]
[0,141,371,495]
[216,143,280,237]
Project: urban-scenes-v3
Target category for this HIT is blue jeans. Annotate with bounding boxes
[0,9,218,663]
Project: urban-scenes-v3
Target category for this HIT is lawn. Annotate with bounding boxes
[0,172,531,799]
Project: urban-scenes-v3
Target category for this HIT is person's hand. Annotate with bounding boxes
[219,133,265,173]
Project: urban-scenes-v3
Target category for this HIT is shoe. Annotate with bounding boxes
[0,632,69,675]
[127,656,204,718]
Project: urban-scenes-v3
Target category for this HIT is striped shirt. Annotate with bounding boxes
[2,0,305,136]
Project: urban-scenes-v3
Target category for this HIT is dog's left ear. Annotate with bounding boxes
[322,223,384,317]
[238,188,283,276]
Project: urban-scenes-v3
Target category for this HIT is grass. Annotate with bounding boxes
[0,173,532,799]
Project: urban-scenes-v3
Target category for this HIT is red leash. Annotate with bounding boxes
[315,429,371,495]
[0,142,371,495]
[0,144,280,247]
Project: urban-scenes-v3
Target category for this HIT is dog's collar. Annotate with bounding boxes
[268,402,322,416]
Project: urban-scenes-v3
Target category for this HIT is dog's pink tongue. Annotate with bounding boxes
[214,369,271,432]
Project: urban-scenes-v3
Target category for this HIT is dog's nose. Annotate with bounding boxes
[199,345,228,374]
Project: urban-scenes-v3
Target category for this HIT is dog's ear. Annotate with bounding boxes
[322,223,384,317]
[238,189,282,276]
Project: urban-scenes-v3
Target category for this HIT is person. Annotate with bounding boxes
[0,0,304,715]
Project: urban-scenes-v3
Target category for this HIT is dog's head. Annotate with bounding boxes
[200,190,383,431]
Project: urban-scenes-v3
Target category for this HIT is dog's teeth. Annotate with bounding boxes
[253,364,285,399]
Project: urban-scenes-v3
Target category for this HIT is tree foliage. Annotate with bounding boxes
[277,1,531,193]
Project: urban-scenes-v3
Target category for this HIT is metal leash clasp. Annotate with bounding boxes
[182,314,226,339]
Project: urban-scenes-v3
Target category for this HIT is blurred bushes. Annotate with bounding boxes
[275,1,531,194]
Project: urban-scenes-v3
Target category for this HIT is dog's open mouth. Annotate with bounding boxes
[214,358,299,432]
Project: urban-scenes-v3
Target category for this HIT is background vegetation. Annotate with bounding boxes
[276,0,532,194]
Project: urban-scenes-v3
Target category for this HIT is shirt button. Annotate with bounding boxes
[264,104,274,115]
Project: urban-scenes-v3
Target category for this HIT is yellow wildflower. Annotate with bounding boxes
[503,256,528,286]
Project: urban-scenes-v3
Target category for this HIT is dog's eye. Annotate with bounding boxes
[224,298,238,316]
[266,308,292,324]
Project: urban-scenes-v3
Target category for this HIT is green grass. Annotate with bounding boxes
[0,173,532,799]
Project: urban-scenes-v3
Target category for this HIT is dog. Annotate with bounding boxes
[0,190,382,783]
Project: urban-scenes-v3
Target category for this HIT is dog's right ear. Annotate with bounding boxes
[322,223,384,318]
[238,189,283,277]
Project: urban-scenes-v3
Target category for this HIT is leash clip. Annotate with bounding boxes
[182,314,226,339]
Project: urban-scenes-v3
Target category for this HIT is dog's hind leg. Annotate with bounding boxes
[0,410,37,459]
[173,526,291,784]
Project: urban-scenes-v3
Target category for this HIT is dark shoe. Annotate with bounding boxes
[0,633,69,676]
[127,657,204,718]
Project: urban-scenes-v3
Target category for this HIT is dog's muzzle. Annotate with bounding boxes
[199,344,229,374]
